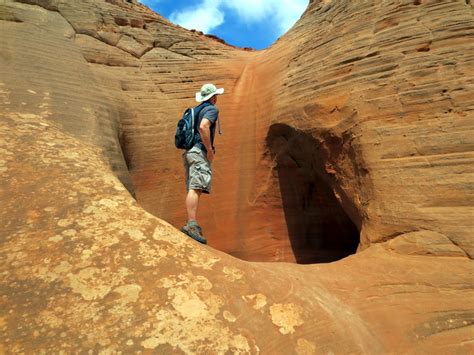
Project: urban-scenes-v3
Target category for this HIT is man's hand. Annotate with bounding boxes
[206,148,214,163]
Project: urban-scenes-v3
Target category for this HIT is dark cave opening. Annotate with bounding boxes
[266,123,360,264]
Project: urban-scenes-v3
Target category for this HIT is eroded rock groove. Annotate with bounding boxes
[267,124,360,263]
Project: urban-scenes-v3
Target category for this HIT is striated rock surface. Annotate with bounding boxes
[1,0,473,352]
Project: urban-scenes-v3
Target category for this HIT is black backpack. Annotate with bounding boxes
[175,102,210,150]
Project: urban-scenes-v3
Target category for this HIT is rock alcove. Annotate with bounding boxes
[266,123,360,263]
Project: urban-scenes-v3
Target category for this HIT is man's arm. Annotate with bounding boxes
[199,118,214,162]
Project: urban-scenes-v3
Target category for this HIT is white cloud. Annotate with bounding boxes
[222,0,307,32]
[274,0,308,32]
[168,0,307,36]
[170,0,224,34]
[222,0,269,22]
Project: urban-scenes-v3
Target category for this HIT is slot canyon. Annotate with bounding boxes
[1,0,473,353]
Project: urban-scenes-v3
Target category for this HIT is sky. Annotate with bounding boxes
[138,0,308,50]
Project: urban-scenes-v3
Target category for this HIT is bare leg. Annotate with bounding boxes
[182,189,207,244]
[186,189,202,221]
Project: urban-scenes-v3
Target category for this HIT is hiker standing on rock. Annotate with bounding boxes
[179,83,224,244]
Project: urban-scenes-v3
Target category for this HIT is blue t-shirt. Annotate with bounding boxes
[194,103,219,153]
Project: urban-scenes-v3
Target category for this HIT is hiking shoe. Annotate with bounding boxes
[181,220,207,244]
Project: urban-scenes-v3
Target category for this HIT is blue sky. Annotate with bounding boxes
[138,0,308,50]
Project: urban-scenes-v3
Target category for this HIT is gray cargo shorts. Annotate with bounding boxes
[183,147,212,194]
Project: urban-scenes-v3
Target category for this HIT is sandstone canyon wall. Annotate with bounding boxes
[127,0,474,264]
[1,0,473,353]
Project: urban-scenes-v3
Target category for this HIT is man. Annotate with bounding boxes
[181,83,224,244]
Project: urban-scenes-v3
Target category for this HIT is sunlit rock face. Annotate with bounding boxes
[1,0,473,353]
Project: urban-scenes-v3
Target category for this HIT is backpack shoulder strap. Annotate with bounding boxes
[190,107,195,135]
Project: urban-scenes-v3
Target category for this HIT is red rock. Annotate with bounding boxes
[1,0,473,353]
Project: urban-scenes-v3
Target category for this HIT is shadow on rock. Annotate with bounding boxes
[266,123,360,263]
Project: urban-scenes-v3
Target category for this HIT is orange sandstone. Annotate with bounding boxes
[1,0,473,353]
